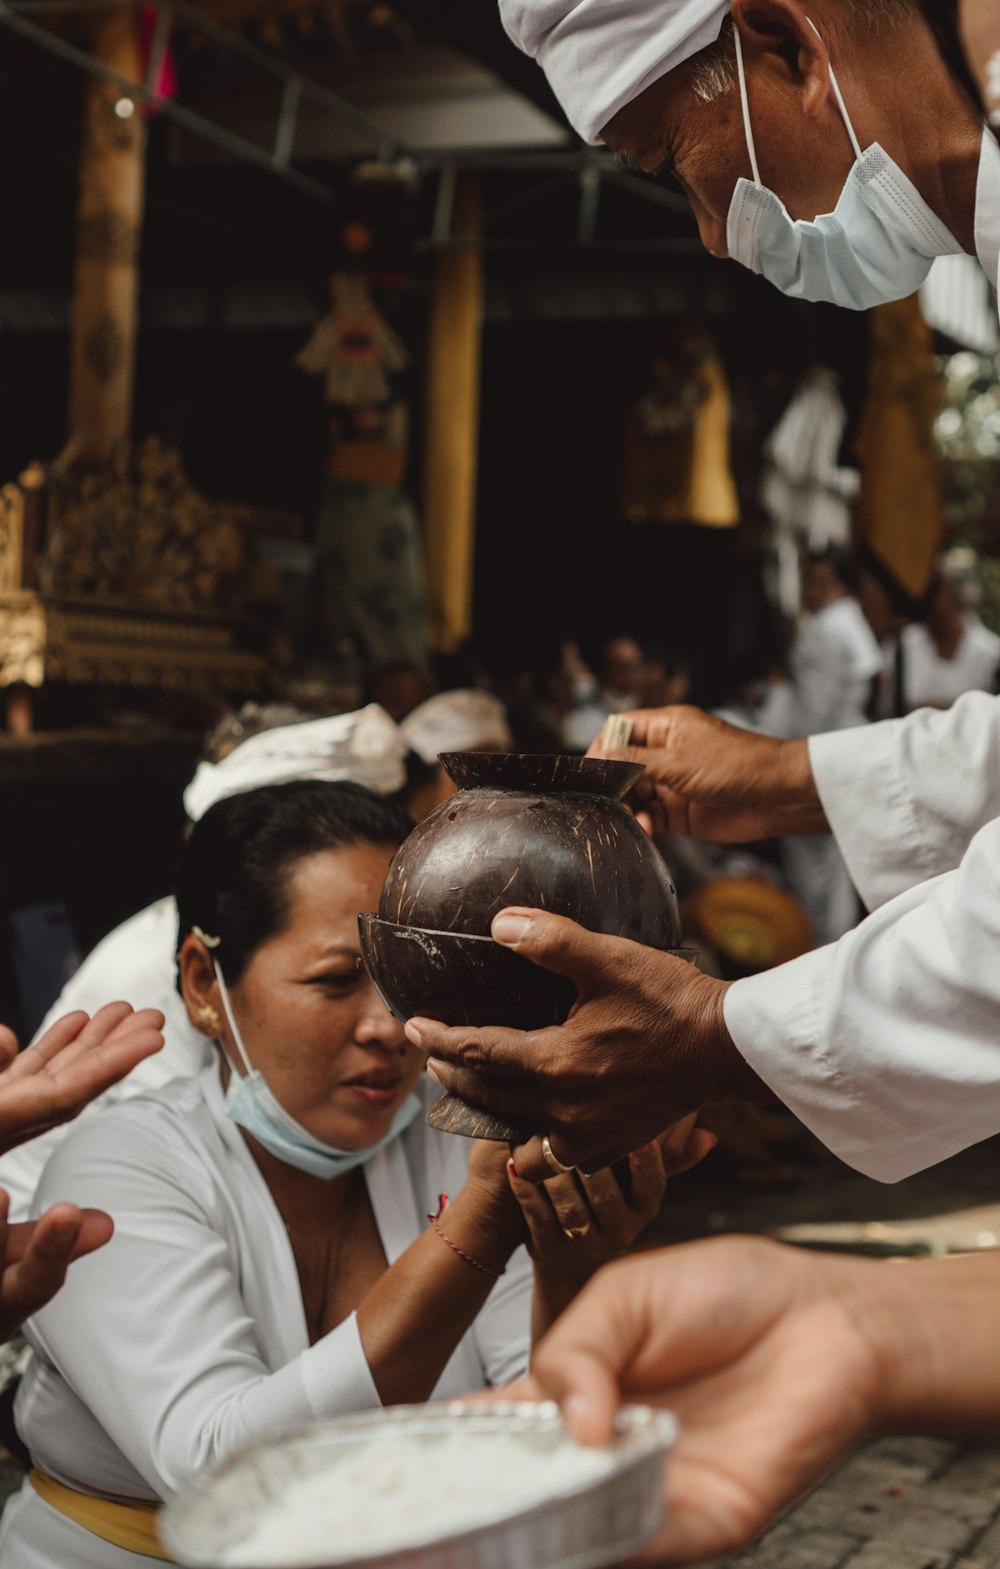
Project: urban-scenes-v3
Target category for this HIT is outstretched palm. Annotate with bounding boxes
[0,1002,163,1154]
[0,1001,163,1340]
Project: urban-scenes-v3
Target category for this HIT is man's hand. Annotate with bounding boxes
[530,1236,885,1563]
[588,705,825,841]
[406,908,765,1182]
[0,1190,114,1341]
[0,1003,164,1155]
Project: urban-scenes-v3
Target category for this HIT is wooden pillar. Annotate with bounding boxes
[68,7,147,461]
[855,295,942,604]
[423,175,483,653]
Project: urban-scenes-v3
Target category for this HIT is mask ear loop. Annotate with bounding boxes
[735,17,863,186]
[212,962,255,1080]
[805,17,863,161]
[733,25,762,186]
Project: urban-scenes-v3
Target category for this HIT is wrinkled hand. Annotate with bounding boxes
[0,1003,164,1155]
[587,705,823,842]
[0,1189,114,1341]
[406,908,764,1183]
[531,1236,883,1563]
[508,1119,715,1279]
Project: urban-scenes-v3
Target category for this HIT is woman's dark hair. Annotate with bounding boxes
[175,780,412,986]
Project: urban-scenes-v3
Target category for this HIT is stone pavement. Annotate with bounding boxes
[711,1436,1000,1569]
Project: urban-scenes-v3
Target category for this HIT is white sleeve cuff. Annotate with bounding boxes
[809,692,1000,910]
[723,953,916,1183]
[808,722,925,912]
[299,1312,382,1418]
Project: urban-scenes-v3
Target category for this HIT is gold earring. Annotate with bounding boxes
[194,1004,222,1037]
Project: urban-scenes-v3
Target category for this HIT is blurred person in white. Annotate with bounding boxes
[564,636,647,750]
[0,703,407,1222]
[783,549,882,942]
[900,549,1000,711]
[400,691,513,818]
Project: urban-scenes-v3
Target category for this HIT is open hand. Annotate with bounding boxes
[588,705,822,842]
[0,1003,164,1155]
[531,1235,883,1563]
[0,1190,115,1340]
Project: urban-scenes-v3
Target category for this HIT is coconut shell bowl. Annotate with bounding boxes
[359,751,686,1142]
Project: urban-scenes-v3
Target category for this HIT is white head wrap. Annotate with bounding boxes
[400,691,513,765]
[183,704,407,822]
[500,0,729,144]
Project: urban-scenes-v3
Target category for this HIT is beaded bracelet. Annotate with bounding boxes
[427,1214,505,1280]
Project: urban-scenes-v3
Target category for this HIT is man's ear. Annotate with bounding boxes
[732,0,833,119]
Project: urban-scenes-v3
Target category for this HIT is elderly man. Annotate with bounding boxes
[406,0,1000,1188]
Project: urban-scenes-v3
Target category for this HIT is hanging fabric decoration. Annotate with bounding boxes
[295,273,409,408]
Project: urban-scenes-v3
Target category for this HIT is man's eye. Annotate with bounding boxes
[652,165,683,195]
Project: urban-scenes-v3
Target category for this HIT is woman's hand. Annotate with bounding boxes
[509,1119,716,1334]
[510,1120,709,1276]
[0,1003,164,1155]
[0,1190,114,1341]
[439,1137,527,1262]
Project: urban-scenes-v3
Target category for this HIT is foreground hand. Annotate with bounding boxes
[531,1236,883,1563]
[407,909,764,1183]
[588,705,822,842]
[0,1004,164,1155]
[0,1190,114,1340]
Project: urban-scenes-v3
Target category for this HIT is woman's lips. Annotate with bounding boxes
[342,1072,403,1110]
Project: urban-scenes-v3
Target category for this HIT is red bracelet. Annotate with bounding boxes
[427,1214,505,1280]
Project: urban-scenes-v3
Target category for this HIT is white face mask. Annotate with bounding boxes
[726,20,963,308]
[213,962,420,1181]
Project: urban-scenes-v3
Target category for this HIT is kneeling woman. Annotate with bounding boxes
[1,781,705,1568]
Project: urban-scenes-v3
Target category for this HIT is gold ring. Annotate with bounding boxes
[562,1223,592,1241]
[541,1134,576,1176]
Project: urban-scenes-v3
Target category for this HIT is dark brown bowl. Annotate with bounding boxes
[380,763,680,948]
[359,914,575,1031]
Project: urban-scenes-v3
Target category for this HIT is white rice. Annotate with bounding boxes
[221,1430,616,1566]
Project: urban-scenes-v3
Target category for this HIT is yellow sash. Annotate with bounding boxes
[30,1469,171,1561]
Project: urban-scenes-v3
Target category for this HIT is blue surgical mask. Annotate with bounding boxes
[213,962,421,1180]
[726,21,963,308]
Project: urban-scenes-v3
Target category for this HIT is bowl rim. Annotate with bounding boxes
[159,1401,677,1569]
[438,750,644,801]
